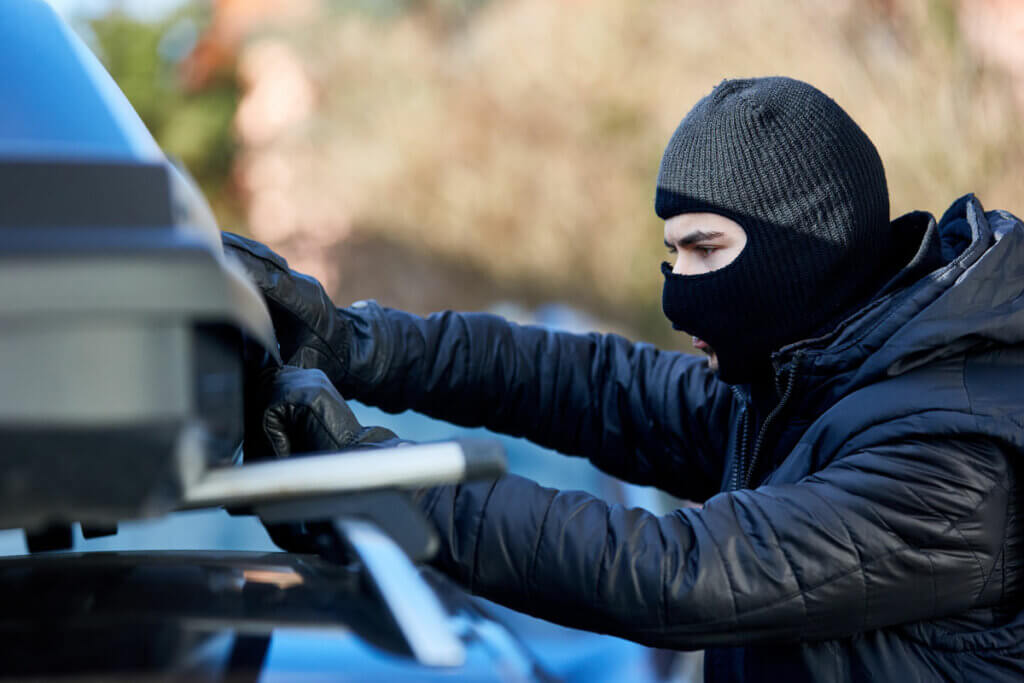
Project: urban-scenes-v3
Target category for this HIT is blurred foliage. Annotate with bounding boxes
[83,0,1024,345]
[324,0,490,23]
[88,6,242,225]
[237,0,1024,344]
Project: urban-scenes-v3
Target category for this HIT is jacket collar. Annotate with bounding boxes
[766,194,1022,417]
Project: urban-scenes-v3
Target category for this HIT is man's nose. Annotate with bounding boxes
[672,255,688,276]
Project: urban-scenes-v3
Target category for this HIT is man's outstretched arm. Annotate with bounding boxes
[345,303,733,499]
[224,232,734,502]
[417,428,1009,649]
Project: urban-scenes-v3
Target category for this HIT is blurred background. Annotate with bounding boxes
[50,0,1024,348]
[19,2,1024,680]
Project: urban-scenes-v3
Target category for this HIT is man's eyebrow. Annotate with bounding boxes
[667,230,724,248]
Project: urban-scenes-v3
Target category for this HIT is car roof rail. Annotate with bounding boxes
[179,438,506,667]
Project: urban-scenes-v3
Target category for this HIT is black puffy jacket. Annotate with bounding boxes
[332,195,1024,681]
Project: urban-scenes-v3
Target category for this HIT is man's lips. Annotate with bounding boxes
[693,337,710,351]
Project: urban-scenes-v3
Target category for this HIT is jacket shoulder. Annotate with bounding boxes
[771,355,978,483]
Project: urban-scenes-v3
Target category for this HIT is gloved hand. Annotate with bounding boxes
[243,360,401,557]
[245,364,399,461]
[223,231,357,389]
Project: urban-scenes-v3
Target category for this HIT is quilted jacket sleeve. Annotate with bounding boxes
[416,430,1010,649]
[340,302,736,502]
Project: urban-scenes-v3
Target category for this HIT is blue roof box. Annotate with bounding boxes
[0,0,278,532]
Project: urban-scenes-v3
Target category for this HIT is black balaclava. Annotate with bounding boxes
[657,77,892,384]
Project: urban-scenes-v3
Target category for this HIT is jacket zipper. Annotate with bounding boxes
[728,387,753,492]
[729,405,750,491]
[741,353,802,489]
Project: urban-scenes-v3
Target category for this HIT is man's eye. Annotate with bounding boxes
[666,246,677,255]
[698,246,716,257]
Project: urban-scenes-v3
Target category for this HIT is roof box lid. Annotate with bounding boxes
[0,0,164,163]
[0,0,274,351]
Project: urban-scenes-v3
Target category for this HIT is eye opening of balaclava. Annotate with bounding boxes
[656,77,892,384]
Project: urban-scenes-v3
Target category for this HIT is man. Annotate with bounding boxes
[227,77,1024,681]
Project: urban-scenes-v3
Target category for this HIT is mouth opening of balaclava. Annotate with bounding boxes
[655,77,892,384]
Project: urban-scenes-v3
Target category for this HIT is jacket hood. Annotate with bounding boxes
[775,194,1024,410]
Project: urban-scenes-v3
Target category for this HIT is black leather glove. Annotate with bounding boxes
[246,364,399,461]
[223,231,356,389]
[243,361,400,557]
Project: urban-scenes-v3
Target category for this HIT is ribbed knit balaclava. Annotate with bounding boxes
[657,77,891,384]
